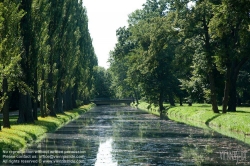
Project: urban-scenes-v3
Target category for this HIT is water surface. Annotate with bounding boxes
[4,106,250,165]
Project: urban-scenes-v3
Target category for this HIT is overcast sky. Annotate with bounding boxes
[83,0,147,69]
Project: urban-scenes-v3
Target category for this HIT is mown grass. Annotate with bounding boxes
[0,104,94,152]
[136,102,161,116]
[135,101,250,145]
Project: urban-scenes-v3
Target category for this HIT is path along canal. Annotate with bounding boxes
[4,106,250,165]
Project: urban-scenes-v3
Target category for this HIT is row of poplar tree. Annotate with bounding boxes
[0,0,97,128]
[109,0,250,115]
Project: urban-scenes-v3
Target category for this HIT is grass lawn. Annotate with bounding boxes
[135,101,250,145]
[0,104,94,152]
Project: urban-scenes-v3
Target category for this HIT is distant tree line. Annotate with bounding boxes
[93,66,114,99]
[0,0,98,129]
[108,0,250,115]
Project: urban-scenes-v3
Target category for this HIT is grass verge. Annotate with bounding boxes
[0,104,94,152]
[134,101,250,145]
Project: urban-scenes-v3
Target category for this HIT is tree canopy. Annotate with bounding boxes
[0,0,97,129]
[1,0,250,129]
[109,0,250,114]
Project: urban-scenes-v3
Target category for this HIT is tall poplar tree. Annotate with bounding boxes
[0,0,24,128]
[18,0,35,123]
[32,0,51,118]
[46,0,65,116]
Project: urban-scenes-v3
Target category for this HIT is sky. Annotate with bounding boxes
[83,0,147,69]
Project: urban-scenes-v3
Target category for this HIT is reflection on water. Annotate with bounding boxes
[2,105,250,165]
[95,138,117,166]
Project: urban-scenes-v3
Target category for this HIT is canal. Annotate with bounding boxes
[5,105,250,165]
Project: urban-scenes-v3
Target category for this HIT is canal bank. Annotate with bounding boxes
[0,104,94,153]
[135,102,250,146]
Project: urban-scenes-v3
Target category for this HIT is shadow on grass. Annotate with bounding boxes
[6,115,70,143]
[35,119,65,132]
[8,128,37,143]
[205,114,221,127]
[0,136,28,164]
[0,106,94,157]
[191,104,211,107]
[231,110,250,114]
[0,135,24,150]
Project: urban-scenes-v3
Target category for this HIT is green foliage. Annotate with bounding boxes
[0,0,24,112]
[0,0,97,126]
[109,0,250,114]
[0,0,24,83]
[237,62,250,103]
[110,1,183,110]
[109,27,139,99]
[209,0,250,67]
[93,67,114,98]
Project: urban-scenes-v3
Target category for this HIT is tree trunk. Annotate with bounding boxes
[159,92,164,119]
[63,88,72,111]
[179,96,183,106]
[208,72,219,113]
[68,88,73,110]
[222,65,231,113]
[227,58,249,112]
[40,88,45,118]
[33,67,38,120]
[17,95,25,123]
[2,77,10,128]
[169,92,175,106]
[63,91,68,111]
[40,69,46,118]
[18,93,34,123]
[202,15,219,113]
[133,89,139,105]
[227,77,237,112]
[47,70,57,117]
[72,84,78,108]
[54,82,63,114]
